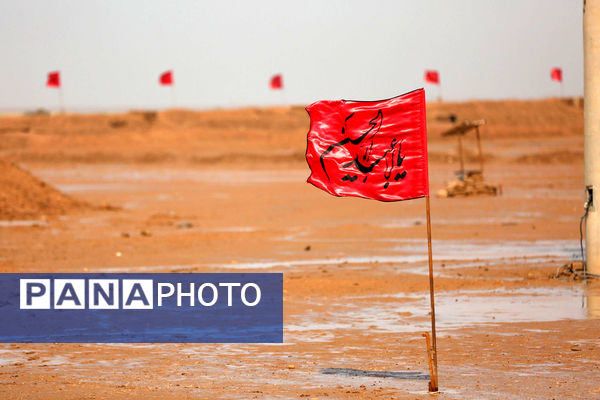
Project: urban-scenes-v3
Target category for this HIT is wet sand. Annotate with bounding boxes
[0,100,599,399]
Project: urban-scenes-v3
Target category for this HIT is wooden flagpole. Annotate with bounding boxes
[560,81,564,98]
[457,135,465,180]
[475,126,484,173]
[425,195,439,392]
[280,88,287,107]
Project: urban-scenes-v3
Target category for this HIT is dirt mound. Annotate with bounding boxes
[427,97,583,138]
[428,149,495,164]
[0,106,310,165]
[0,99,583,166]
[0,159,82,220]
[515,150,583,164]
[0,111,156,137]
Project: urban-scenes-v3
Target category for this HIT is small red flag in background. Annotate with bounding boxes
[160,70,173,86]
[46,71,60,88]
[551,67,562,83]
[306,89,429,202]
[270,74,283,90]
[424,70,439,85]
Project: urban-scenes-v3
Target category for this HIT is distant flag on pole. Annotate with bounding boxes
[46,71,64,112]
[424,70,440,85]
[305,89,429,202]
[551,67,563,83]
[160,70,174,86]
[46,71,60,88]
[270,74,283,90]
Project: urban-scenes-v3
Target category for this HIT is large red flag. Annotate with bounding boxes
[306,89,429,202]
[424,70,439,85]
[270,74,283,90]
[551,67,562,82]
[46,71,60,88]
[160,70,173,85]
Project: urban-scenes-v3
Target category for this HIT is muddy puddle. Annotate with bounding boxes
[320,367,429,380]
[37,168,307,186]
[387,238,578,262]
[212,239,578,270]
[0,220,48,227]
[96,239,577,276]
[287,286,599,339]
[379,212,576,228]
[55,183,149,193]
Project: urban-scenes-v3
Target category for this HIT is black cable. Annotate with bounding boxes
[555,191,600,280]
[580,198,589,273]
[577,193,600,280]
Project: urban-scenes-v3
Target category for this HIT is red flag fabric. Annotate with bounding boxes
[306,89,429,202]
[270,74,283,90]
[160,70,173,85]
[551,67,562,83]
[46,71,60,88]
[424,70,439,85]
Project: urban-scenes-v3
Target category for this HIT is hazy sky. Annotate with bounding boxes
[0,0,583,111]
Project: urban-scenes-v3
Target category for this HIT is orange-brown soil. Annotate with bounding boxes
[0,159,82,220]
[0,98,598,399]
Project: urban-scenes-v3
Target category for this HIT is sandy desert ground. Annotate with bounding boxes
[0,98,599,399]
